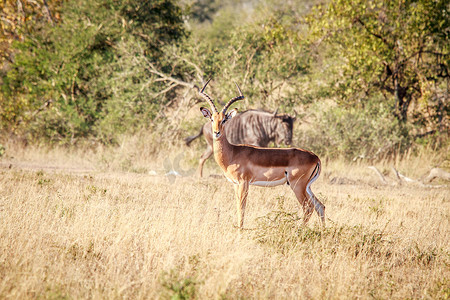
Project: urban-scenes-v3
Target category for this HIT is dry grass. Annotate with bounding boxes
[0,143,449,299]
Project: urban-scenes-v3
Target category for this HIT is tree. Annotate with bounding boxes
[307,0,449,126]
[181,1,312,111]
[0,0,187,143]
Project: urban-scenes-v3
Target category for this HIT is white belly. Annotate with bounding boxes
[250,178,287,187]
[225,175,238,184]
[224,173,287,187]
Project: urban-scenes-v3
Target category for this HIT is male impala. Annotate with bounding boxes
[198,79,325,228]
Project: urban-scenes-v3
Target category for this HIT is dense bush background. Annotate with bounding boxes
[0,0,448,159]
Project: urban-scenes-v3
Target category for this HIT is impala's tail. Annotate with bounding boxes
[184,126,204,146]
[307,160,321,184]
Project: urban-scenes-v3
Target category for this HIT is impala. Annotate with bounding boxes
[198,79,325,228]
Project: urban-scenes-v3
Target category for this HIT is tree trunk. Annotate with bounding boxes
[393,75,409,122]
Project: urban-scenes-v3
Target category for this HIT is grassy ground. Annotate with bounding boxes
[0,143,448,299]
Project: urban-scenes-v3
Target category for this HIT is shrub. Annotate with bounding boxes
[297,99,411,159]
[160,269,199,300]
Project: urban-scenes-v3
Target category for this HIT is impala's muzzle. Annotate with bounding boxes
[213,131,221,139]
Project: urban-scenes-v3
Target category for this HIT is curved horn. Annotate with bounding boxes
[292,109,298,120]
[199,79,218,113]
[273,108,279,117]
[221,82,244,114]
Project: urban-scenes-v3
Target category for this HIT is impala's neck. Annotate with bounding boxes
[212,131,234,170]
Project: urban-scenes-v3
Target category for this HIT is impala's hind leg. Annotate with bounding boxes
[197,145,213,177]
[290,182,314,225]
[288,171,325,225]
[306,184,325,225]
[305,167,325,225]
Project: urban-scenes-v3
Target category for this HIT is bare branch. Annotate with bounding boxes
[354,17,393,49]
[171,52,204,83]
[369,166,447,188]
[423,168,450,183]
[393,167,447,188]
[42,0,54,25]
[391,167,416,184]
[368,166,390,185]
[153,83,178,97]
[139,53,200,92]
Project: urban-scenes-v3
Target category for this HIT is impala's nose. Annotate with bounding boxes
[213,131,220,138]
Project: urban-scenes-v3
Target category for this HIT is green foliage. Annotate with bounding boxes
[0,0,64,65]
[183,1,312,111]
[160,269,200,300]
[307,0,449,125]
[0,0,187,144]
[298,100,411,159]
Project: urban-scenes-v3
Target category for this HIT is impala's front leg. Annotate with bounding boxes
[233,181,249,228]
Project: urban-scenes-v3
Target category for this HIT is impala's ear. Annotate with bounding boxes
[200,107,212,119]
[226,108,238,121]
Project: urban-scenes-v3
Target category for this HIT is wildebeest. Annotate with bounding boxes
[185,109,296,177]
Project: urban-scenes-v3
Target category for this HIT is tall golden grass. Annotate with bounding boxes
[0,140,448,299]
